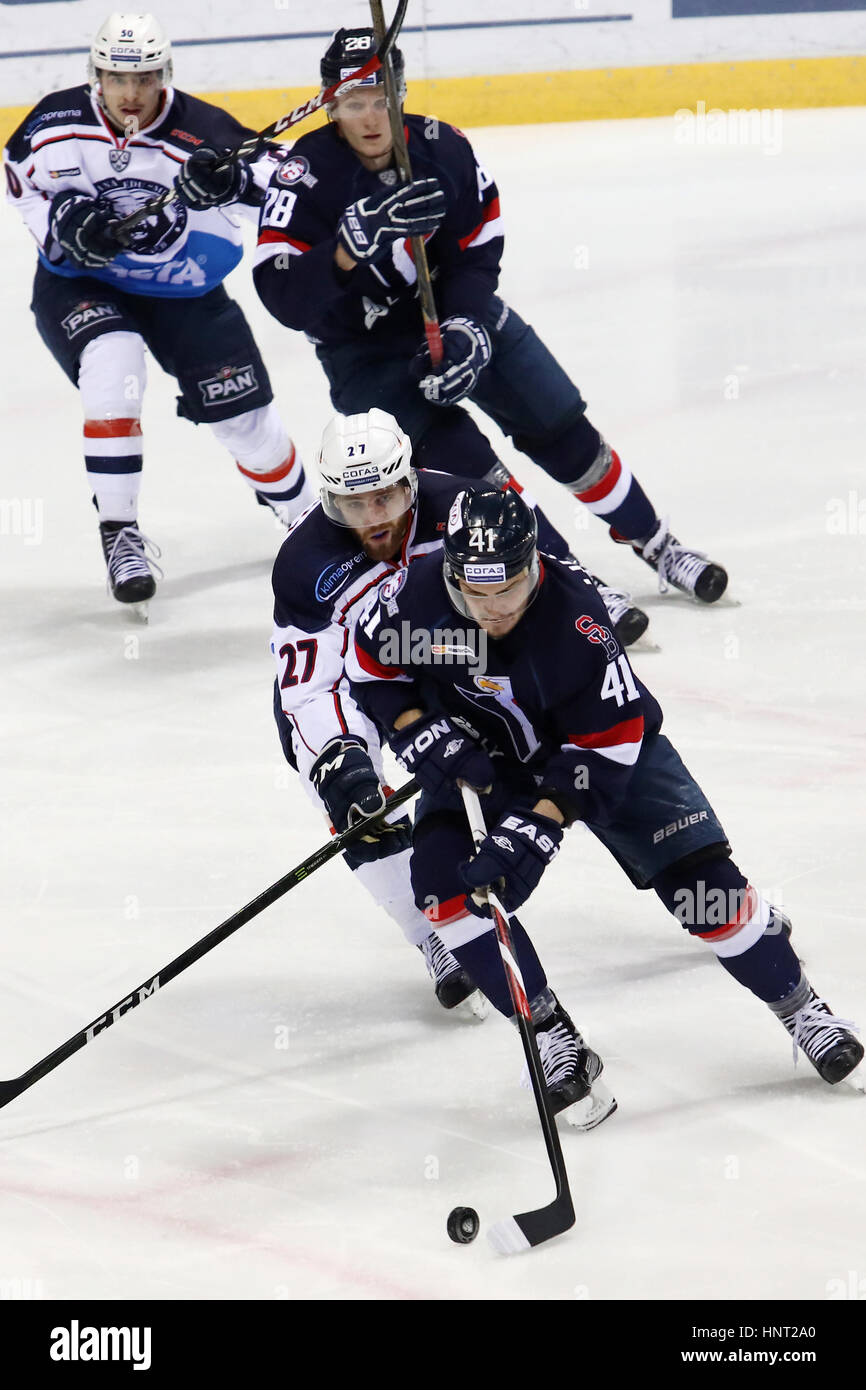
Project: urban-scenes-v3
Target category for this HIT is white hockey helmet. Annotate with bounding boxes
[88,13,173,85]
[318,409,417,527]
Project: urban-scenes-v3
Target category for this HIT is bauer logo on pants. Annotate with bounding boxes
[198,364,259,406]
[62,301,122,339]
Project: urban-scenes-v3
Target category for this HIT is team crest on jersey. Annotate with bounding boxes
[61,301,122,339]
[575,614,618,659]
[275,155,317,189]
[198,364,259,406]
[109,148,131,173]
[93,176,186,255]
[378,169,398,186]
[380,569,407,602]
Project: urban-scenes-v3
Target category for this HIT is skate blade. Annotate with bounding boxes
[453,990,489,1022]
[565,1079,618,1131]
[842,1065,865,1094]
[117,600,150,624]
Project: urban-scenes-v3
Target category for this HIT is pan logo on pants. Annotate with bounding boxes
[199,364,259,406]
[62,301,122,339]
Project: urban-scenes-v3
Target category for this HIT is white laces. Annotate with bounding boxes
[104,526,163,592]
[522,1022,580,1091]
[595,582,636,624]
[787,999,860,1066]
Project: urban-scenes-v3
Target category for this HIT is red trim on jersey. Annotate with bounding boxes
[32,131,113,154]
[256,229,311,252]
[84,418,142,439]
[424,892,472,926]
[695,885,759,942]
[567,714,644,750]
[235,444,296,485]
[353,637,401,681]
[575,449,623,504]
[458,196,501,252]
[288,712,317,756]
[503,476,524,494]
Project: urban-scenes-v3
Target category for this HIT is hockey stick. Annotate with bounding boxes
[113,0,410,244]
[0,779,418,1112]
[461,785,575,1254]
[369,0,443,366]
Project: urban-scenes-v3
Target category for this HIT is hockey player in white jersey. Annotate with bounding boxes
[3,12,314,612]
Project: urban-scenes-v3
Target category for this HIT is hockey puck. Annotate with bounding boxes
[447,1206,479,1244]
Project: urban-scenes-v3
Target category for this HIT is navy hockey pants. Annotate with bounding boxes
[31,263,273,423]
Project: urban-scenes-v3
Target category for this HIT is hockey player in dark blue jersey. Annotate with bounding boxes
[347,486,863,1099]
[3,12,313,613]
[270,406,619,1090]
[252,26,729,637]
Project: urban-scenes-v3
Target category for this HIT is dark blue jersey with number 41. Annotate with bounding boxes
[347,552,664,826]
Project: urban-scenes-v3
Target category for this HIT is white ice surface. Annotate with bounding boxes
[1,109,865,1303]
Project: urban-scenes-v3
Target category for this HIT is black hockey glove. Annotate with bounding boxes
[460,810,562,916]
[337,177,446,263]
[49,193,121,270]
[392,715,495,798]
[173,147,251,210]
[310,738,409,864]
[410,316,492,406]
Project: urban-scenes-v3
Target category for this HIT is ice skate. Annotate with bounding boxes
[524,995,617,1130]
[614,518,728,603]
[771,981,863,1084]
[420,933,488,1019]
[100,521,163,619]
[592,575,649,647]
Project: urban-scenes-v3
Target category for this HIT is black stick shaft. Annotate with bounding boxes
[0,780,418,1110]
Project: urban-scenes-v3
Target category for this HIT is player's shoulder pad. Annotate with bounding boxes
[271,505,371,628]
[546,557,622,661]
[151,89,252,155]
[6,86,95,158]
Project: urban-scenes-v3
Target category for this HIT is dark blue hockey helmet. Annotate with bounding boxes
[320,27,406,107]
[442,486,540,620]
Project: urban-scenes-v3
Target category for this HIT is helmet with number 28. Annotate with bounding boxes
[317,410,417,528]
[320,26,406,108]
[88,12,173,85]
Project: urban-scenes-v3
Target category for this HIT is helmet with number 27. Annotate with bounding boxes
[317,410,417,529]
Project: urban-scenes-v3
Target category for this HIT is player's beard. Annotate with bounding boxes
[359,514,409,563]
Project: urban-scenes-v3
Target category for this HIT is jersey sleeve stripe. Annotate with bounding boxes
[353,638,400,681]
[458,196,503,252]
[565,715,644,765]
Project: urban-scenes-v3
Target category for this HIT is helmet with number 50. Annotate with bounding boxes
[88,12,173,85]
[317,409,417,528]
